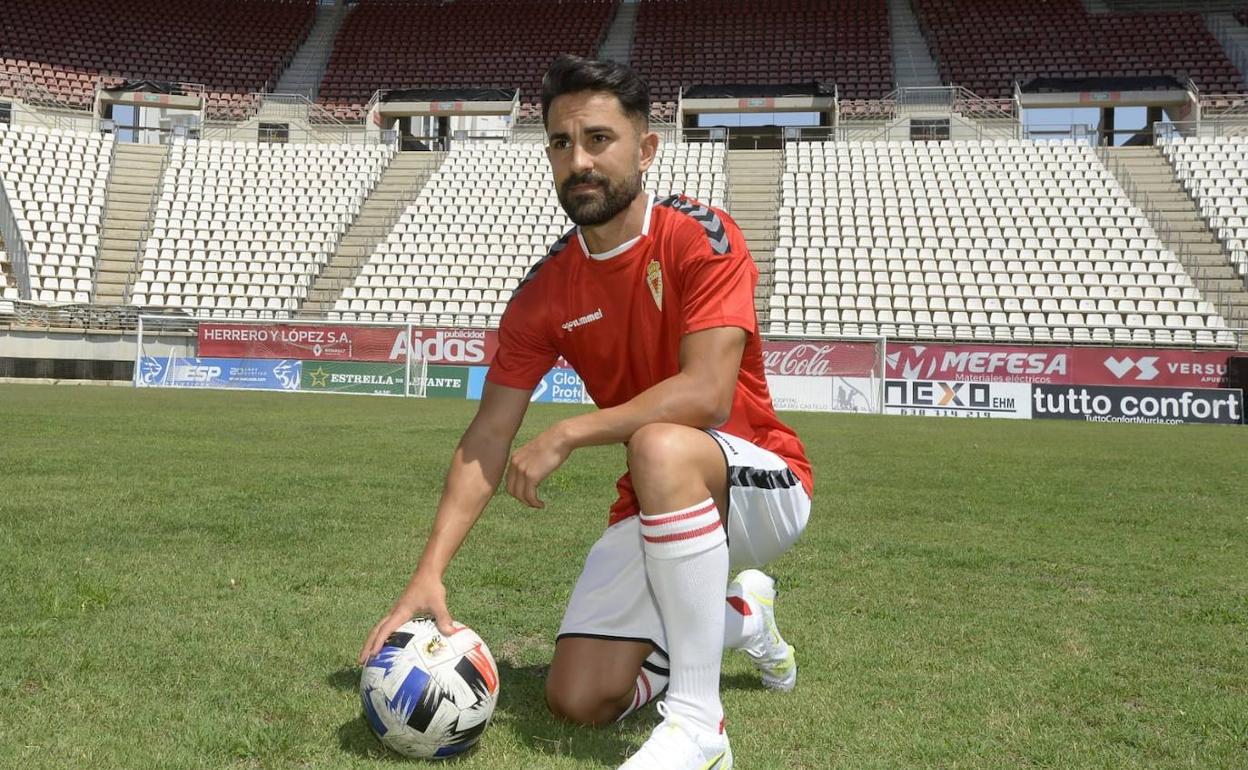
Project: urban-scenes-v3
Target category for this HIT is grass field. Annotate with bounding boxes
[1,383,1246,769]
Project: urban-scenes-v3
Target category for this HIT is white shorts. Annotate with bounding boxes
[556,429,811,654]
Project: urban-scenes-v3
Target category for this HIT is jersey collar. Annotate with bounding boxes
[579,194,656,261]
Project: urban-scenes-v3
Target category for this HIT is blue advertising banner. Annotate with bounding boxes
[467,366,489,399]
[465,366,588,404]
[530,367,588,404]
[137,357,302,391]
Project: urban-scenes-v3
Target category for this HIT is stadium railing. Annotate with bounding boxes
[88,136,120,302]
[1098,142,1237,311]
[0,179,30,299]
[6,301,1244,350]
[122,147,174,307]
[200,92,389,145]
[1161,119,1248,141]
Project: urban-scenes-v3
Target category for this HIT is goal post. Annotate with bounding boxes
[405,342,429,399]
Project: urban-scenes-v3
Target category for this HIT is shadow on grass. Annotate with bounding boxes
[494,660,644,768]
[336,714,484,763]
[326,666,357,692]
[328,661,643,767]
[721,670,768,691]
[329,658,769,766]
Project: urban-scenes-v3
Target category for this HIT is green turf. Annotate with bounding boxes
[1,384,1245,769]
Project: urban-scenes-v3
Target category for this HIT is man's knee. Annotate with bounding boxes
[627,423,700,478]
[627,423,727,512]
[545,677,631,726]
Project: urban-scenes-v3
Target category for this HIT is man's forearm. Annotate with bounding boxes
[554,371,725,451]
[414,434,510,578]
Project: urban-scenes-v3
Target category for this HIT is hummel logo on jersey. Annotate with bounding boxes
[561,308,604,332]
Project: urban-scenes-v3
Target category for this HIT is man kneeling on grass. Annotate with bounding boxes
[360,55,813,770]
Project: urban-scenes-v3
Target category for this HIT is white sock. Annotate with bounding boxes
[615,650,670,722]
[639,498,728,735]
[723,581,764,650]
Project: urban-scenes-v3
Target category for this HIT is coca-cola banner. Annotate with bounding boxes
[198,324,499,366]
[761,340,879,378]
[885,343,1230,388]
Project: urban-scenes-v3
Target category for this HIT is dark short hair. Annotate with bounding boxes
[540,54,650,130]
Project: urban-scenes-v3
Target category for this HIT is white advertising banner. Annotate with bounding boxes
[768,375,880,414]
[883,379,1033,419]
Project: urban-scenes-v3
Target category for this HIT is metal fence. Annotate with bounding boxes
[0,179,30,299]
[4,301,1243,350]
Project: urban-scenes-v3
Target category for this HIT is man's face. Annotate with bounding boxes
[545,90,657,227]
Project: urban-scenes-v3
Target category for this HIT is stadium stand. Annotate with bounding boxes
[0,125,112,304]
[1161,135,1248,282]
[129,140,394,318]
[331,141,726,326]
[774,139,1234,346]
[911,0,1244,98]
[0,0,315,118]
[630,0,891,113]
[317,0,617,122]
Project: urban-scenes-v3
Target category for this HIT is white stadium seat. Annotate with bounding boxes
[132,139,394,318]
[0,125,112,305]
[775,139,1233,344]
[333,142,727,326]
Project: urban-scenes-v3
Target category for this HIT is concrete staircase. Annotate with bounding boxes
[726,149,783,327]
[597,0,639,65]
[95,143,168,304]
[889,0,943,88]
[274,3,348,100]
[1105,146,1248,335]
[299,152,446,318]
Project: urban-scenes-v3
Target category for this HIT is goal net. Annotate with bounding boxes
[761,335,887,414]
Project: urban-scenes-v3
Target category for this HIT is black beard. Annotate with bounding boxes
[557,169,644,227]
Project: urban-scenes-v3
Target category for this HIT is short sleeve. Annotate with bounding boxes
[678,220,758,336]
[486,285,558,390]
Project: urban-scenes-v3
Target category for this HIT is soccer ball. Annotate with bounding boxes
[360,618,500,759]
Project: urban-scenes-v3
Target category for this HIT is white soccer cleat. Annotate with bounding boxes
[731,569,797,692]
[618,702,732,770]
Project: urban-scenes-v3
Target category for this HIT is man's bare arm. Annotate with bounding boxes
[359,381,531,660]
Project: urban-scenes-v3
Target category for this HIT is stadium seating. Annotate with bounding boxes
[1160,135,1248,281]
[0,125,112,304]
[331,140,726,327]
[317,0,617,122]
[130,140,394,318]
[631,0,891,111]
[911,0,1244,99]
[775,139,1234,346]
[0,0,314,119]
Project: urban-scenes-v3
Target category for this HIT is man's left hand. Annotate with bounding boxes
[505,425,571,509]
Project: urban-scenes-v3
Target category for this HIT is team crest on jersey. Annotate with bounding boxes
[646,259,663,310]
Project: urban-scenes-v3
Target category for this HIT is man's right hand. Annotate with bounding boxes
[358,573,454,665]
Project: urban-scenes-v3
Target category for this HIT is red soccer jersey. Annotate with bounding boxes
[487,194,813,525]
